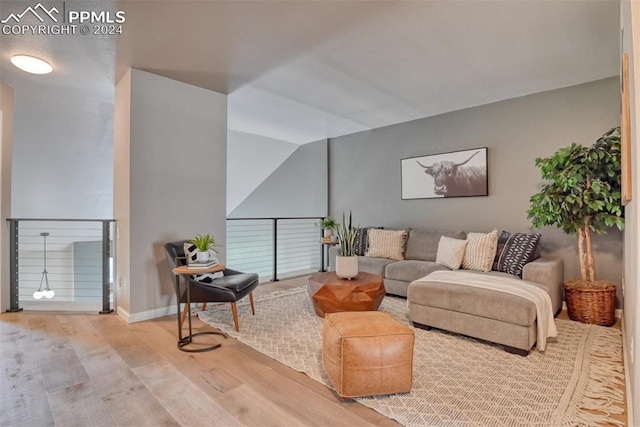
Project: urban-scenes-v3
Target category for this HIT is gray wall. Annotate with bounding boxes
[229,138,328,218]
[10,83,113,219]
[329,77,623,305]
[114,69,227,321]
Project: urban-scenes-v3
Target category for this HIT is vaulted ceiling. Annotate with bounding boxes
[0,0,620,144]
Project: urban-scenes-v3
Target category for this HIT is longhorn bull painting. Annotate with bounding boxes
[401,148,488,199]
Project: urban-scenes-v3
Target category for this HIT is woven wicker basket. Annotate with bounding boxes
[563,279,616,326]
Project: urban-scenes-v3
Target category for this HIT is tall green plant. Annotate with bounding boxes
[336,211,358,256]
[527,127,624,282]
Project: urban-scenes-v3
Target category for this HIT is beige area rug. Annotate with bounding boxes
[198,286,624,426]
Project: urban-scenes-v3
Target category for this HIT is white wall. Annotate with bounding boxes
[10,83,113,219]
[227,130,297,214]
[0,82,14,312]
[114,69,227,322]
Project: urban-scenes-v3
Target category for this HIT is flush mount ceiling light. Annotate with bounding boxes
[10,55,53,74]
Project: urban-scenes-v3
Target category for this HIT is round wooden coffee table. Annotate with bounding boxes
[307,271,385,317]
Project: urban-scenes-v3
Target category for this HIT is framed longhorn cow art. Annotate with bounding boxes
[401,147,488,199]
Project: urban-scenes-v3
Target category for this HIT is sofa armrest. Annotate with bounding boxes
[522,257,564,314]
[328,246,341,271]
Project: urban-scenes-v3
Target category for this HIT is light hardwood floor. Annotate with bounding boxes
[1,276,626,426]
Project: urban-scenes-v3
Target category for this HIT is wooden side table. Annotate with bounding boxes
[172,263,227,352]
[320,239,338,272]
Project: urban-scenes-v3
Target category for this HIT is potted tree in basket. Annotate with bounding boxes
[527,127,625,325]
[191,234,220,263]
[318,216,339,242]
[335,211,358,279]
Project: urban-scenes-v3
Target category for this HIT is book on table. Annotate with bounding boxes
[187,260,219,269]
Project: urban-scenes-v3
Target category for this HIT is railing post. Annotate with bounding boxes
[99,221,113,314]
[272,219,279,281]
[320,227,325,272]
[7,219,22,312]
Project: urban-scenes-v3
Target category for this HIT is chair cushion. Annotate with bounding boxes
[214,273,259,294]
[186,272,259,303]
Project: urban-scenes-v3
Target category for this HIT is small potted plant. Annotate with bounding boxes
[335,211,358,279]
[191,233,220,263]
[527,127,624,325]
[318,216,339,241]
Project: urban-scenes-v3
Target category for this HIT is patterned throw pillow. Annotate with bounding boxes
[353,227,382,256]
[435,236,468,270]
[365,229,407,261]
[191,270,223,283]
[493,231,541,277]
[461,229,498,272]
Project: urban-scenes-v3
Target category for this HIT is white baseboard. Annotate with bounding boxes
[561,302,622,319]
[117,304,177,323]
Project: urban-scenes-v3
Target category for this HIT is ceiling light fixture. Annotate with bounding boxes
[10,55,53,74]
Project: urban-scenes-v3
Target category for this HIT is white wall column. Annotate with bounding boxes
[0,82,14,312]
[114,69,227,322]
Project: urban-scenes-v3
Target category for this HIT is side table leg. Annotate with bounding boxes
[175,275,186,344]
[176,276,227,353]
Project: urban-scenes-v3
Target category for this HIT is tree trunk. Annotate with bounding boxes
[584,219,595,282]
[578,227,588,281]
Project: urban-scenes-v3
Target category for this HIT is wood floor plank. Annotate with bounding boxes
[0,314,54,427]
[215,383,309,426]
[88,315,165,369]
[133,359,242,427]
[47,382,116,427]
[26,315,92,393]
[61,315,181,427]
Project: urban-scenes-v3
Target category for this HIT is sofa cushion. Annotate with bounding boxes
[461,229,498,272]
[407,279,538,327]
[365,229,407,260]
[405,229,467,261]
[356,256,395,277]
[492,231,541,278]
[435,236,467,270]
[384,260,449,283]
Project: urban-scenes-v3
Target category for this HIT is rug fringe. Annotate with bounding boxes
[564,326,626,426]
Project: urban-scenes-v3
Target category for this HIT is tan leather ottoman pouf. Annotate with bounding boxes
[322,311,415,398]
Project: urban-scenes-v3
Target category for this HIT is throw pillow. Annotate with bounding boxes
[492,231,541,277]
[461,229,498,272]
[353,227,382,256]
[365,229,407,260]
[435,236,467,270]
[191,271,224,283]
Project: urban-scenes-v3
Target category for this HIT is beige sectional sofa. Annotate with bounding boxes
[328,228,564,355]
